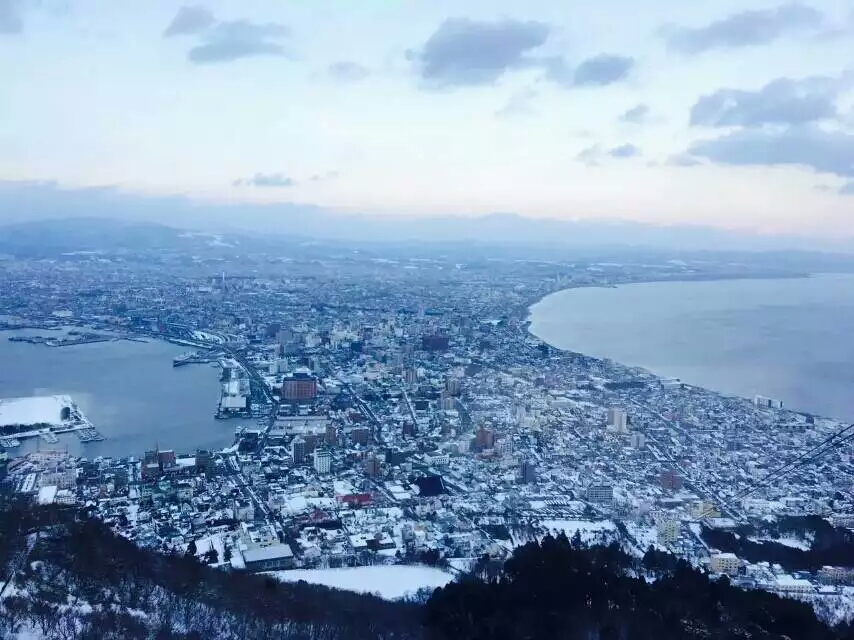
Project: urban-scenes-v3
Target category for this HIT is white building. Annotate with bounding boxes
[630,433,646,449]
[233,499,256,522]
[313,449,332,475]
[497,438,513,457]
[607,407,628,433]
[427,453,450,467]
[710,553,740,575]
[754,395,783,410]
[775,575,813,593]
[656,518,680,544]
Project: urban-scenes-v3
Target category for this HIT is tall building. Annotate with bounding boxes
[324,424,338,446]
[291,437,306,464]
[313,449,332,474]
[497,438,513,457]
[607,408,628,432]
[519,460,537,484]
[364,455,382,478]
[445,376,462,396]
[475,427,496,451]
[351,427,371,446]
[754,395,783,410]
[656,518,680,544]
[281,371,318,402]
[630,433,646,449]
[660,470,683,491]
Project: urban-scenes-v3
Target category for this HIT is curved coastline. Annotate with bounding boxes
[524,274,854,422]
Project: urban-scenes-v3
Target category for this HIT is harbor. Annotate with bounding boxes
[9,333,112,347]
[0,328,244,458]
[0,395,105,450]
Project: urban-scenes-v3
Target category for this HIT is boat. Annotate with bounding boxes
[173,352,194,367]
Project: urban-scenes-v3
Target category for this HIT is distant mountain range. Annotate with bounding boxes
[1,180,852,254]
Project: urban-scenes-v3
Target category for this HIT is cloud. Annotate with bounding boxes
[608,143,640,158]
[687,125,854,178]
[185,19,290,64]
[0,0,23,34]
[328,61,370,82]
[234,173,296,187]
[665,153,703,167]
[571,54,634,87]
[408,18,550,88]
[163,5,215,37]
[662,3,825,55]
[841,181,854,195]
[576,144,602,166]
[496,87,539,118]
[621,104,650,124]
[309,171,339,182]
[690,76,843,128]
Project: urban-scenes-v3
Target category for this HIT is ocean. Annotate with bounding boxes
[0,330,251,459]
[528,273,854,422]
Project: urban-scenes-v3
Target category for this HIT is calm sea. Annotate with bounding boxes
[0,330,251,459]
[528,273,854,422]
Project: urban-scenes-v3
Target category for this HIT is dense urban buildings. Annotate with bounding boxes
[1,224,853,624]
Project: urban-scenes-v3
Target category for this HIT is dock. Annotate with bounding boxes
[76,427,104,442]
[173,350,221,367]
[0,397,105,449]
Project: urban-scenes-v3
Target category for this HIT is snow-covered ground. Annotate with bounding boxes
[191,330,225,344]
[748,536,812,551]
[270,565,454,600]
[540,519,617,543]
[0,395,73,428]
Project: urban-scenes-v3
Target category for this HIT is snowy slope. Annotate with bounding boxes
[270,565,454,600]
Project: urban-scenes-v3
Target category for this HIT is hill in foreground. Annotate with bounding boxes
[0,502,851,639]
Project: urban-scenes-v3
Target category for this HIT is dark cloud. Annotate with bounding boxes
[408,18,550,87]
[163,5,215,37]
[663,3,825,55]
[608,143,640,158]
[571,54,634,87]
[328,61,370,82]
[621,103,650,124]
[687,126,854,178]
[690,76,841,127]
[665,153,703,167]
[234,173,295,188]
[0,0,23,34]
[186,20,290,64]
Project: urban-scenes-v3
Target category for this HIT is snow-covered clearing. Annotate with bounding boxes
[748,536,812,551]
[269,565,454,600]
[0,395,73,428]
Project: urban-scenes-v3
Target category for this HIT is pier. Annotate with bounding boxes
[0,422,105,448]
[173,350,222,367]
[0,397,105,450]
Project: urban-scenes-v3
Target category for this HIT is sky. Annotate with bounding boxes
[1,0,854,238]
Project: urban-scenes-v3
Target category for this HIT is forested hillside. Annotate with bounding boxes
[1,501,850,639]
